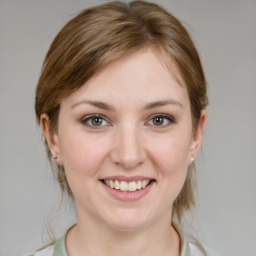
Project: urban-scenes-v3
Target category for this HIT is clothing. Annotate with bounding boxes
[26,232,206,256]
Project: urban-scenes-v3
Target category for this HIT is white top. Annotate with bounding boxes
[26,233,218,256]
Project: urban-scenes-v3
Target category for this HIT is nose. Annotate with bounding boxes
[110,123,146,170]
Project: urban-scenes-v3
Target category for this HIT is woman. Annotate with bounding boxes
[31,0,208,255]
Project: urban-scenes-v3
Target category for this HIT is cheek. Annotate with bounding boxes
[146,135,192,212]
[148,134,191,175]
[58,133,110,202]
[58,127,109,178]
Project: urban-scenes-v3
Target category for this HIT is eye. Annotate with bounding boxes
[82,114,110,128]
[147,114,174,127]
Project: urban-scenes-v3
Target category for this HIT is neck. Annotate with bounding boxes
[66,211,180,256]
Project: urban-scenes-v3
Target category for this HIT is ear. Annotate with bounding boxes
[40,113,63,165]
[188,109,207,165]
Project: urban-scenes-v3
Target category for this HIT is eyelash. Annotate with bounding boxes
[81,114,175,129]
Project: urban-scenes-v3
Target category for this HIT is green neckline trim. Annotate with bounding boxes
[53,231,190,256]
[53,236,68,256]
[181,234,190,256]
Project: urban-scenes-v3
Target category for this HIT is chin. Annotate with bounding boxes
[101,208,154,232]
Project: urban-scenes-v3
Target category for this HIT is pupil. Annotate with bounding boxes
[92,117,102,126]
[154,117,163,125]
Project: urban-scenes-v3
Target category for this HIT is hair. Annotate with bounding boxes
[35,0,208,248]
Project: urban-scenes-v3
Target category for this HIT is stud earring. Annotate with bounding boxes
[190,158,195,164]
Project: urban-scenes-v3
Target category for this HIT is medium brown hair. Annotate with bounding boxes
[35,0,207,227]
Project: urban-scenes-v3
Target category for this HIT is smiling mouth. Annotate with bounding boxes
[101,179,154,192]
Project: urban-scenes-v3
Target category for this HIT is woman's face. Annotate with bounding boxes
[43,48,205,231]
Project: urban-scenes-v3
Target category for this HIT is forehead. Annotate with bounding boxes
[62,48,189,109]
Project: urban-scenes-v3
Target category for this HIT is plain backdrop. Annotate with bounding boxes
[0,0,255,255]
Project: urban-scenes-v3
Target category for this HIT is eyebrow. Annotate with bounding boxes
[144,100,184,110]
[71,99,183,111]
[71,100,115,111]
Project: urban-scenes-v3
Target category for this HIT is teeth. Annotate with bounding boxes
[129,181,136,192]
[142,180,149,188]
[104,179,151,192]
[114,180,120,189]
[109,180,114,188]
[120,181,128,191]
[137,180,142,189]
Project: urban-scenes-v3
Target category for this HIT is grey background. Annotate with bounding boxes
[0,0,255,255]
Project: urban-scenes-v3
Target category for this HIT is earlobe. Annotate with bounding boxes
[40,113,63,165]
[189,110,207,163]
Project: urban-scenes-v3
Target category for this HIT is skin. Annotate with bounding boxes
[41,48,206,256]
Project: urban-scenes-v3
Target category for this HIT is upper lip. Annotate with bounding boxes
[101,175,155,182]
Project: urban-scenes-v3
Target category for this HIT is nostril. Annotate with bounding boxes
[114,157,145,170]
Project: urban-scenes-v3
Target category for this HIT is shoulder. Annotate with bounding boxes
[25,244,54,256]
[25,235,66,256]
[189,242,220,256]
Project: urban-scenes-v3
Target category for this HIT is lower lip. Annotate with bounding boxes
[101,181,154,201]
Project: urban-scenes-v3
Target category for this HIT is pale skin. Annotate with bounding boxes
[41,48,206,256]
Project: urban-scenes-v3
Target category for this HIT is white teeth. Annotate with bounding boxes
[114,180,120,189]
[136,180,142,190]
[104,179,151,192]
[129,181,137,192]
[109,180,114,188]
[142,180,149,188]
[120,181,128,191]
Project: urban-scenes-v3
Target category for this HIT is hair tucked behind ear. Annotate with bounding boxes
[35,0,208,248]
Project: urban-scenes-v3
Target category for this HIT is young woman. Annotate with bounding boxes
[31,1,208,255]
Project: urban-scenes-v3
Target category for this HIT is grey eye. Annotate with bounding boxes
[148,114,174,127]
[152,116,165,126]
[90,117,103,126]
[82,115,109,128]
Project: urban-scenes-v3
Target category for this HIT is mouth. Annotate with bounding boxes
[102,179,154,192]
[100,176,156,192]
[100,177,155,201]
